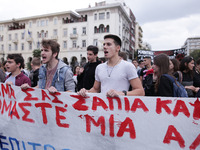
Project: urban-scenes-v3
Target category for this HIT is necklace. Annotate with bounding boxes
[107,58,121,77]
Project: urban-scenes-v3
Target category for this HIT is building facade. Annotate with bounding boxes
[182,37,200,55]
[135,22,143,51]
[0,2,133,65]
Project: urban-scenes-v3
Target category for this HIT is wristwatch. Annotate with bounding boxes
[122,90,127,96]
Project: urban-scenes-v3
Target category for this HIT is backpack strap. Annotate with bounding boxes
[177,71,183,83]
[163,74,175,83]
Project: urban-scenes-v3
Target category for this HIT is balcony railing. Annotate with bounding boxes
[26,37,33,42]
[70,34,78,39]
[51,35,58,40]
[12,39,18,43]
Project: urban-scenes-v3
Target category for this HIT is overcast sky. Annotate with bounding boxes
[0,0,200,50]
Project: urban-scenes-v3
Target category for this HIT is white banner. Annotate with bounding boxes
[0,83,199,150]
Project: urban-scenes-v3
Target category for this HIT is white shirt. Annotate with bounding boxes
[95,60,138,93]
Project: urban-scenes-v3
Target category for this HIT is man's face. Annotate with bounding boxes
[103,38,120,59]
[143,58,151,66]
[132,60,138,68]
[41,46,55,64]
[87,50,97,63]
[6,58,20,73]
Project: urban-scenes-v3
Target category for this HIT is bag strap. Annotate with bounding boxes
[162,74,175,83]
[177,71,183,83]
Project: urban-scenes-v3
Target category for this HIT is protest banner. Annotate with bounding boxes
[0,83,199,150]
[137,48,186,61]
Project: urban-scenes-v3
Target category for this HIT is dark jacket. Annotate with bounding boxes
[77,61,100,91]
[29,68,39,87]
[145,74,173,97]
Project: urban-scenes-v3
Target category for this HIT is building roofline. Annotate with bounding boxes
[76,2,131,23]
[0,10,79,23]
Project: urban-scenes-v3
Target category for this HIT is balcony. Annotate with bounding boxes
[70,34,78,39]
[12,39,18,43]
[26,37,33,42]
[51,35,58,40]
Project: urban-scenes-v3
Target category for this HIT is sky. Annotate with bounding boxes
[0,0,200,50]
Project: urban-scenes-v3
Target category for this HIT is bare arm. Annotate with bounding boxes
[77,80,101,97]
[106,77,145,97]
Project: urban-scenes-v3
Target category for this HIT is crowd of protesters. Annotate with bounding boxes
[1,34,199,98]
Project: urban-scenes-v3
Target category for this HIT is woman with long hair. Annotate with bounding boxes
[152,53,174,96]
[179,56,199,97]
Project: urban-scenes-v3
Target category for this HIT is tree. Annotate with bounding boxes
[190,49,200,61]
[26,49,41,70]
[33,49,41,58]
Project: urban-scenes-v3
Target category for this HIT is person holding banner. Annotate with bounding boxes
[21,39,75,93]
[4,54,31,86]
[78,34,144,97]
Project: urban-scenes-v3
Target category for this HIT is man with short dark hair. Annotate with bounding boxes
[5,54,31,86]
[78,34,144,97]
[29,57,41,87]
[139,56,152,84]
[77,45,100,91]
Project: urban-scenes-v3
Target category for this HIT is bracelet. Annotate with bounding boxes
[122,90,127,96]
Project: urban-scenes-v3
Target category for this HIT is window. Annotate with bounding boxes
[21,32,25,39]
[54,18,58,25]
[15,33,18,39]
[28,31,32,37]
[119,26,121,36]
[14,43,18,51]
[106,25,110,33]
[40,20,45,27]
[29,21,32,28]
[63,29,67,37]
[41,30,45,38]
[94,13,97,20]
[94,26,98,33]
[63,41,67,49]
[37,21,39,27]
[99,13,105,20]
[8,34,11,41]
[99,24,104,33]
[29,42,32,50]
[46,20,48,26]
[45,31,48,38]
[106,12,110,19]
[82,40,86,47]
[21,43,24,50]
[0,35,3,41]
[0,25,4,31]
[9,44,11,51]
[53,29,57,36]
[72,40,77,48]
[73,28,77,34]
[1,44,4,51]
[93,39,98,46]
[82,27,86,35]
[37,41,40,49]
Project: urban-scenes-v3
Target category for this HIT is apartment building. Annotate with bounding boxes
[135,22,143,51]
[0,1,132,64]
[182,37,200,55]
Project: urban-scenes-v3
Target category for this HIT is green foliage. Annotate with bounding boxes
[190,49,200,61]
[26,61,31,71]
[33,49,41,58]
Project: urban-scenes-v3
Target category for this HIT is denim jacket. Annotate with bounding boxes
[38,59,75,92]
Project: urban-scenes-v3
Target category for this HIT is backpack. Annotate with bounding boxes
[163,74,188,97]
